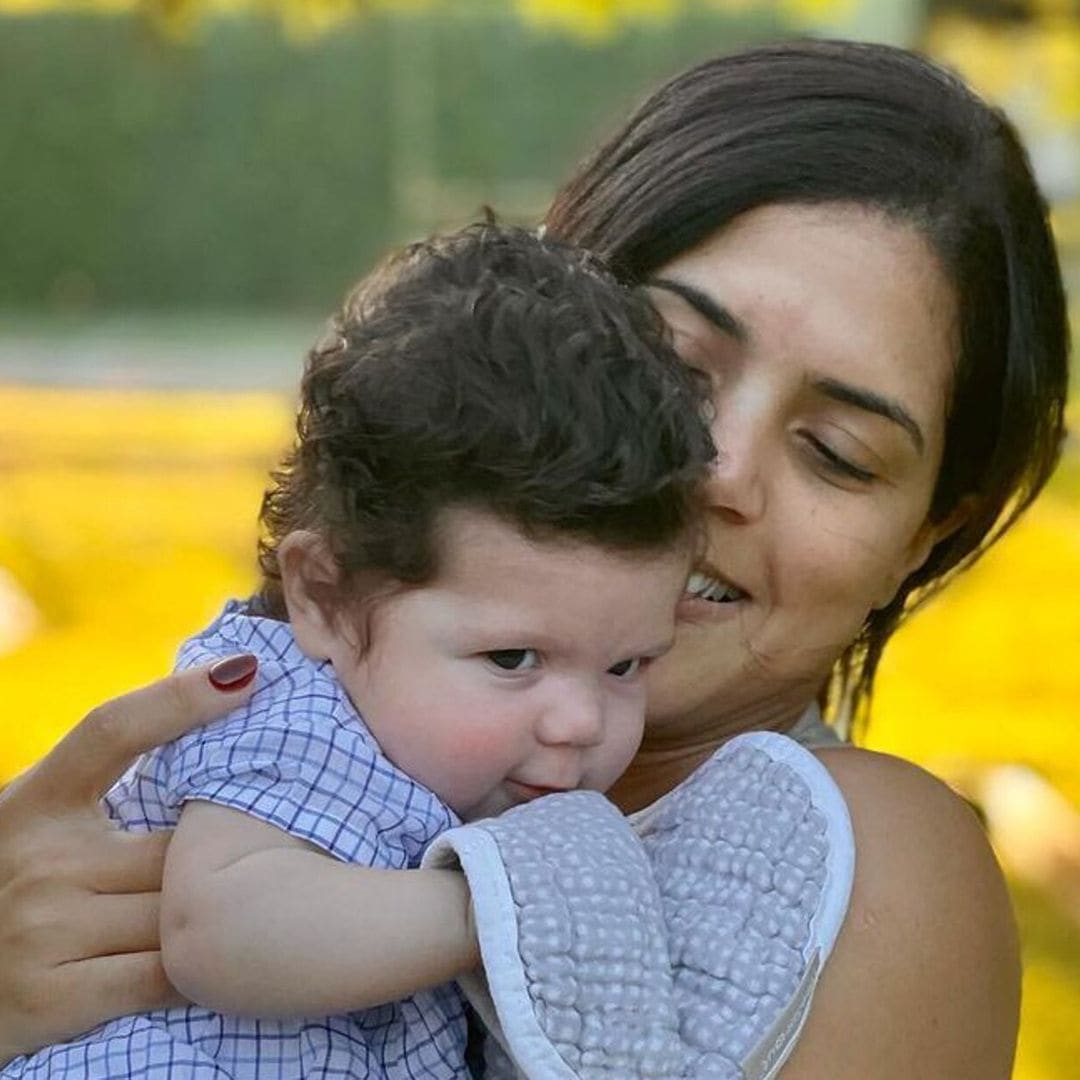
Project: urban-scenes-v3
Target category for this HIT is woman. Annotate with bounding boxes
[0,39,1069,1077]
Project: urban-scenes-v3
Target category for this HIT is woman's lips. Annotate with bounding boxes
[684,568,749,602]
[676,592,748,623]
[679,567,751,621]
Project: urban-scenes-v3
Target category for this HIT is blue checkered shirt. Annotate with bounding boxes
[4,601,468,1079]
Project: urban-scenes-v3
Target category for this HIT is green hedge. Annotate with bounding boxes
[0,10,782,310]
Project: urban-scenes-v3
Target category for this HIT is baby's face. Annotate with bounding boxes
[331,507,689,821]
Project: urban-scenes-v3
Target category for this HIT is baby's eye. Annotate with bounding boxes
[485,648,540,673]
[607,657,643,679]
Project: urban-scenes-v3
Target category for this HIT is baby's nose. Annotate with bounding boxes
[536,685,605,748]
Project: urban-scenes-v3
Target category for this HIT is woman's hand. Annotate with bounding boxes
[0,657,257,1065]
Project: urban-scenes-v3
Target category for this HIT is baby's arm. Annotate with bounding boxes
[160,799,479,1017]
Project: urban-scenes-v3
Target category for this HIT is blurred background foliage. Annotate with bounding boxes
[0,1,1078,1077]
[0,1,866,312]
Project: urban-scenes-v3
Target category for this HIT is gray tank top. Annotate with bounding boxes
[787,703,847,750]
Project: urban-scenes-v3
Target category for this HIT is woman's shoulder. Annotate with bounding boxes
[780,746,1020,1078]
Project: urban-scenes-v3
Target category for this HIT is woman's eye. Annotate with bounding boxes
[607,656,643,679]
[803,434,877,485]
[677,349,727,387]
[485,648,540,673]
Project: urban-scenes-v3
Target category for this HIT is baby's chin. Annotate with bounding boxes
[454,789,517,823]
[458,781,580,822]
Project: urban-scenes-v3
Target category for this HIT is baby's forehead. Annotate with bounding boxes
[402,506,683,640]
[429,505,685,581]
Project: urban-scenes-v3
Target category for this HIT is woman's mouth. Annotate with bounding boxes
[677,569,751,623]
[683,570,749,603]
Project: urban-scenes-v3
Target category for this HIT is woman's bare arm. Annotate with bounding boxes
[780,747,1020,1079]
[0,658,257,1065]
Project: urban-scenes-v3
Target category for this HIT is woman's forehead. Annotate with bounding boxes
[651,202,959,443]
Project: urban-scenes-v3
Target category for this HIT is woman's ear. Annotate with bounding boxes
[872,495,981,611]
[277,530,344,661]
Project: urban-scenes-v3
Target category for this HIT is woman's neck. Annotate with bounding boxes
[608,696,812,814]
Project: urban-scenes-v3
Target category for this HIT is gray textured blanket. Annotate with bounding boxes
[423,732,854,1079]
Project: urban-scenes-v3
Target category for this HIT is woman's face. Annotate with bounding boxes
[642,202,961,743]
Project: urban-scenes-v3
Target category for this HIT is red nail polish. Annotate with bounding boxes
[208,653,258,691]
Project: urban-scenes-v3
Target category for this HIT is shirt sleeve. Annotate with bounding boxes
[135,637,455,869]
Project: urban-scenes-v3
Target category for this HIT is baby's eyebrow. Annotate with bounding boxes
[648,277,749,344]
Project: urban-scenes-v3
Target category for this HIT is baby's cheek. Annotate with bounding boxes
[591,698,646,786]
[441,722,521,779]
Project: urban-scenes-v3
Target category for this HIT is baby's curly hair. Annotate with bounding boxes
[256,222,714,619]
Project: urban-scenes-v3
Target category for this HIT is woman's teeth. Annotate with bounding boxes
[685,572,747,603]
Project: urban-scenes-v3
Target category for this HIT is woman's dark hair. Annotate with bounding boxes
[256,222,713,620]
[546,39,1070,734]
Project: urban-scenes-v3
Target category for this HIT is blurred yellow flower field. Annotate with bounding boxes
[1,382,1078,1077]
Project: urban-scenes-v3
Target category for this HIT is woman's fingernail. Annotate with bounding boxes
[208,653,258,691]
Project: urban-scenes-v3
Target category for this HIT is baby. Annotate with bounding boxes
[5,224,712,1078]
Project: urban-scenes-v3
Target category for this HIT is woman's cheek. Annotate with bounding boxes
[815,520,911,621]
[763,524,886,656]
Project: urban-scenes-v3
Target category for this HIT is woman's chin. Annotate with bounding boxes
[645,611,835,740]
[644,627,747,735]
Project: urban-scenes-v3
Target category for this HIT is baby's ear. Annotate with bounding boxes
[277,530,343,660]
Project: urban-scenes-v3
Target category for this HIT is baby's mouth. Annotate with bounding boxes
[506,780,571,803]
[683,570,749,604]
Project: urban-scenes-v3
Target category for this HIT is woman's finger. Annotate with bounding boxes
[0,659,255,1062]
[57,951,184,1023]
[0,951,182,1066]
[76,830,171,895]
[53,953,182,1043]
[15,656,258,809]
[64,892,163,961]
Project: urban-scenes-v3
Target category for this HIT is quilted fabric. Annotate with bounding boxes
[423,731,854,1079]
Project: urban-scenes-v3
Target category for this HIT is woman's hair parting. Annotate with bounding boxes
[256,222,714,619]
[547,38,1070,732]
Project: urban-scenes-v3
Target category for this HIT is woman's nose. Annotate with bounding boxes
[704,417,766,523]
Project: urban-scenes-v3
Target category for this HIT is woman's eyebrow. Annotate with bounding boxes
[648,277,749,343]
[649,276,924,454]
[814,376,925,455]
